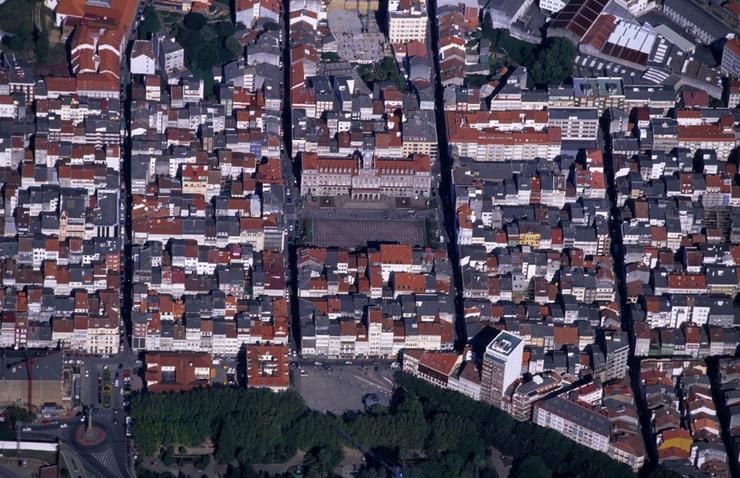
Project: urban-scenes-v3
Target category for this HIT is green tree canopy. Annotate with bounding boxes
[512,456,552,478]
[34,30,49,62]
[225,36,243,57]
[131,376,662,478]
[527,37,576,88]
[0,0,34,52]
[138,6,162,40]
[215,20,236,38]
[183,12,207,31]
[175,15,241,98]
[303,445,344,478]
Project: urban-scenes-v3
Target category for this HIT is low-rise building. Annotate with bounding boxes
[548,107,599,141]
[300,152,432,199]
[131,40,156,76]
[502,371,565,421]
[246,343,290,391]
[534,396,610,453]
[721,34,740,78]
[144,352,213,393]
[0,350,66,412]
[662,0,732,45]
[388,0,427,44]
[154,35,185,75]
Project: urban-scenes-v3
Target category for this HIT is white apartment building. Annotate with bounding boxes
[539,0,566,14]
[388,9,427,44]
[547,108,600,141]
[534,397,610,453]
[721,34,740,78]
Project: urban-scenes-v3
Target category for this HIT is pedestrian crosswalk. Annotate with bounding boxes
[91,407,113,423]
[92,449,122,478]
[39,428,64,438]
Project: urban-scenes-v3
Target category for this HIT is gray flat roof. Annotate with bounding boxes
[487,330,522,356]
[538,396,611,437]
[548,107,600,120]
[0,350,62,382]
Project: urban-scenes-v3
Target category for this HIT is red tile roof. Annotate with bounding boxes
[417,351,460,376]
[246,344,289,390]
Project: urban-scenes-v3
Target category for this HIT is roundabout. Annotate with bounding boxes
[73,423,107,447]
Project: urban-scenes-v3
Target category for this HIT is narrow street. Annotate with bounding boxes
[707,357,740,478]
[281,0,302,352]
[427,0,466,348]
[601,113,658,474]
[121,47,134,350]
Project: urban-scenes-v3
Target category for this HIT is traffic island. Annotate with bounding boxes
[74,424,106,447]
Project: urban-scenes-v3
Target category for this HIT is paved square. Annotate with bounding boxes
[293,364,395,414]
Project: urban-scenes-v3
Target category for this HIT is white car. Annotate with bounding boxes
[22,427,31,432]
[60,424,68,429]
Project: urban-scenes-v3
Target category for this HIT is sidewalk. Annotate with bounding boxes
[59,443,88,478]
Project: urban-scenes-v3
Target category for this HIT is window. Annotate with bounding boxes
[161,370,176,383]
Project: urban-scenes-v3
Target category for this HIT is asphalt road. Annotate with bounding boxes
[293,357,395,367]
[23,412,130,478]
[0,463,22,478]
